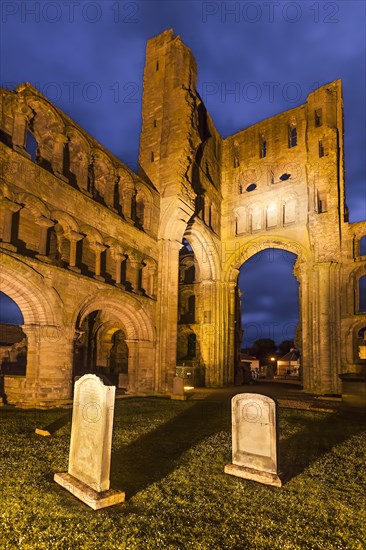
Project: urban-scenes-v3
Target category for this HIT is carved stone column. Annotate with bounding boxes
[66,231,84,272]
[128,254,144,294]
[124,339,138,393]
[35,216,55,262]
[121,187,135,223]
[141,261,157,297]
[111,250,127,287]
[90,242,107,281]
[52,133,68,181]
[155,239,182,392]
[69,149,89,192]
[12,99,32,153]
[145,263,157,297]
[0,198,22,251]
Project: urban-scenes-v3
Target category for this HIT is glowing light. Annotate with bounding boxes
[184,386,194,391]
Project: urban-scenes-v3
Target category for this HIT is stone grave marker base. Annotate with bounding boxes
[224,463,282,487]
[54,472,125,510]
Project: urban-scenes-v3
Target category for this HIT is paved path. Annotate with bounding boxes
[187,380,342,412]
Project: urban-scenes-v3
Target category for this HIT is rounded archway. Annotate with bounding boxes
[73,292,155,392]
[239,249,299,351]
[0,292,27,377]
[73,311,130,386]
[222,237,309,389]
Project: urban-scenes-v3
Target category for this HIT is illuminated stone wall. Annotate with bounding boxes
[0,29,365,405]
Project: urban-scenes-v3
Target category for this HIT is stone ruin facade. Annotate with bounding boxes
[0,29,365,407]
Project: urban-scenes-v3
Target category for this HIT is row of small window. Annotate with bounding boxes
[234,109,323,165]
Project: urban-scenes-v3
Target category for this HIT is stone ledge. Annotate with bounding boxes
[224,463,282,488]
[54,472,125,510]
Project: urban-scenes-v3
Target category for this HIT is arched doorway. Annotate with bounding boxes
[73,310,129,385]
[238,248,300,381]
[72,294,155,393]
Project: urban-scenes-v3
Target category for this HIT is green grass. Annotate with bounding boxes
[0,398,365,549]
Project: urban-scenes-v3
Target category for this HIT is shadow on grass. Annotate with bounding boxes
[111,399,230,498]
[111,400,366,496]
[279,411,366,483]
[35,410,72,435]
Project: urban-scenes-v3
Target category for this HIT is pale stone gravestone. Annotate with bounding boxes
[224,393,282,487]
[118,373,129,389]
[171,376,187,400]
[54,374,125,509]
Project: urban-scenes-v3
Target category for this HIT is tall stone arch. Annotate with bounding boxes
[221,235,342,394]
[0,253,72,406]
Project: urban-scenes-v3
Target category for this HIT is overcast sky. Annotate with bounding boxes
[1,0,365,345]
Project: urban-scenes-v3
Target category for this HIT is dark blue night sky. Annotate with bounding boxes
[1,1,365,343]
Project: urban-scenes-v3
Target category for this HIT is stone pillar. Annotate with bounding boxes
[12,100,32,152]
[228,281,237,381]
[0,198,22,251]
[52,133,68,180]
[66,231,84,271]
[128,255,144,294]
[21,324,40,386]
[142,262,157,297]
[155,239,181,393]
[293,258,310,390]
[111,250,127,287]
[125,339,138,392]
[121,187,134,223]
[36,325,74,404]
[90,242,107,281]
[69,150,89,192]
[35,216,55,262]
[203,196,211,226]
[313,262,341,394]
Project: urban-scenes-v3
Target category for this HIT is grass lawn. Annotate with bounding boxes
[0,397,365,549]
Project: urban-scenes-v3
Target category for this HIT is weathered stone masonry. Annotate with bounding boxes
[0,29,365,406]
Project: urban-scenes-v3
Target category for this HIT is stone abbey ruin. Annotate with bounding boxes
[0,29,365,407]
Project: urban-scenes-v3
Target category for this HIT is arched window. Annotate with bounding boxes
[187,295,195,323]
[289,126,297,148]
[25,130,39,162]
[360,236,366,256]
[184,264,195,284]
[259,136,267,158]
[359,275,366,313]
[187,333,197,358]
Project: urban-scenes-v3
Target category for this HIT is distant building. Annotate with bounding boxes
[277,350,301,378]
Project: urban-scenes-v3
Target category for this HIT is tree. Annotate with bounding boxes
[249,339,277,364]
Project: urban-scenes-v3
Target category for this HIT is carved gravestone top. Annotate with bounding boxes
[225,393,281,487]
[68,374,115,492]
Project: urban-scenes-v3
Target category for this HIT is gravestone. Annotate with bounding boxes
[171,376,187,400]
[224,393,282,487]
[118,373,129,389]
[54,374,125,509]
